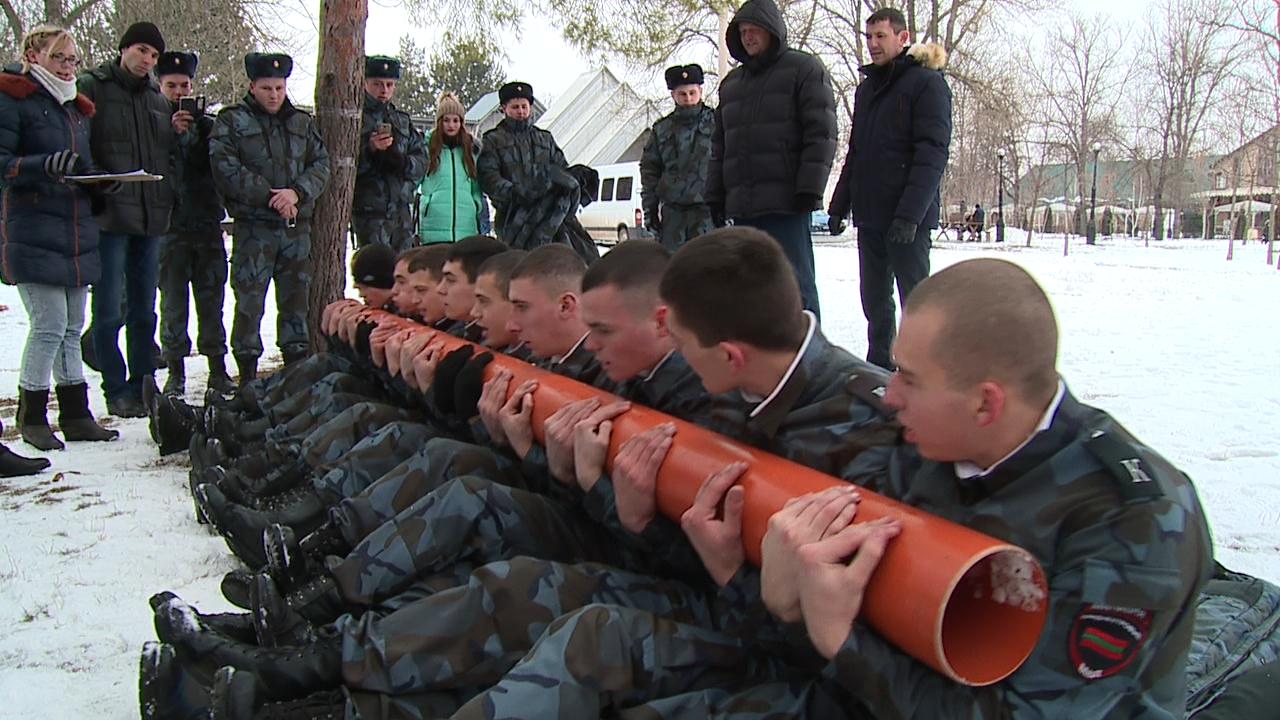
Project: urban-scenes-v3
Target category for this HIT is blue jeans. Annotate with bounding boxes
[90,232,160,401]
[17,283,88,391]
[733,212,821,320]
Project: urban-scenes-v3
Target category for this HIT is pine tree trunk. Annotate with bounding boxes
[307,0,368,352]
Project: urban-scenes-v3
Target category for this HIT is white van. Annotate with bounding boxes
[577,161,654,244]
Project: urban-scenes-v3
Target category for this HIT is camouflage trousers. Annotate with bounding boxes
[310,421,437,501]
[444,604,823,720]
[658,203,714,250]
[263,371,382,429]
[329,475,618,608]
[252,353,357,412]
[158,229,228,360]
[230,221,311,359]
[288,401,419,467]
[354,212,416,255]
[336,558,717,698]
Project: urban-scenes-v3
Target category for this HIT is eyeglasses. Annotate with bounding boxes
[48,52,82,68]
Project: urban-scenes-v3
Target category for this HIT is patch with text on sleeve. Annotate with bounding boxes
[1069,604,1152,680]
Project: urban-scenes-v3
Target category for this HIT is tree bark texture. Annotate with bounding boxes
[308,0,367,352]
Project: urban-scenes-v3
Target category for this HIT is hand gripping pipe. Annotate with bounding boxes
[364,313,1050,685]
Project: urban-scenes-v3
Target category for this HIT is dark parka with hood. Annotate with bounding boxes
[0,69,101,287]
[828,43,952,232]
[76,61,175,236]
[707,0,838,219]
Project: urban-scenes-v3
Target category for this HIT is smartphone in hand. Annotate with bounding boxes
[178,96,205,118]
[376,122,392,136]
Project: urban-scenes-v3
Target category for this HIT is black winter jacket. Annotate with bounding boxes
[0,71,101,287]
[707,0,837,219]
[76,61,175,236]
[828,45,952,232]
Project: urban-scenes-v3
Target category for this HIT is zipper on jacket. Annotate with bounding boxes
[450,149,457,240]
[66,104,82,286]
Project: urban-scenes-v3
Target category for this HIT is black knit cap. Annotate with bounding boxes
[351,244,397,289]
[158,51,198,78]
[365,55,401,80]
[245,52,293,80]
[664,64,704,90]
[119,21,165,55]
[498,81,534,105]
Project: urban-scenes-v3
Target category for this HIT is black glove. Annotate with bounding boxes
[887,218,918,245]
[45,150,79,178]
[353,320,377,357]
[709,202,726,228]
[794,193,821,213]
[828,215,845,236]
[430,345,475,415]
[453,352,495,420]
[375,148,407,176]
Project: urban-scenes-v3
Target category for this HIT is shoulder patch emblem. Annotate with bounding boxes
[1068,604,1151,680]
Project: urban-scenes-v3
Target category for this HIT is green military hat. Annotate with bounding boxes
[498,81,534,105]
[365,55,401,80]
[244,52,293,80]
[158,51,198,78]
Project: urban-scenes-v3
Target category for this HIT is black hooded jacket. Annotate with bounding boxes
[706,0,837,219]
[827,44,952,232]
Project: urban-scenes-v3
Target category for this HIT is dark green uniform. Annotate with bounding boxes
[640,104,715,249]
[209,95,330,360]
[353,93,427,252]
[159,110,227,363]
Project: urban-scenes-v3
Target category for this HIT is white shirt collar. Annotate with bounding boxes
[641,350,675,383]
[551,331,591,367]
[955,380,1067,480]
[746,311,817,418]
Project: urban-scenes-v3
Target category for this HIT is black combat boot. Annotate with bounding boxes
[280,345,308,367]
[156,597,342,702]
[0,417,50,477]
[284,557,347,626]
[18,387,63,450]
[138,641,213,720]
[208,355,236,395]
[250,573,316,648]
[148,591,259,645]
[156,394,200,455]
[209,666,346,720]
[264,524,314,595]
[197,484,330,568]
[298,514,353,566]
[221,568,256,610]
[55,382,118,442]
[164,355,186,396]
[236,355,258,387]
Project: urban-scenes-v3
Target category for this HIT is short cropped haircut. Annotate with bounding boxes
[510,244,588,297]
[904,258,1059,405]
[582,240,670,295]
[477,249,528,299]
[659,227,805,351]
[399,245,451,279]
[867,8,907,33]
[445,235,510,283]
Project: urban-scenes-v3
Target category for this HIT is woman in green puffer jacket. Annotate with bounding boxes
[417,92,487,244]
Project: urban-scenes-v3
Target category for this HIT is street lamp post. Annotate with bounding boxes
[1087,141,1101,245]
[996,148,1006,244]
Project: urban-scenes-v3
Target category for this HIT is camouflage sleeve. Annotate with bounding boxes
[292,120,331,203]
[550,137,568,170]
[208,112,273,207]
[639,129,662,221]
[705,105,725,205]
[824,506,1196,718]
[580,474,707,581]
[477,140,514,207]
[794,58,838,199]
[402,121,428,183]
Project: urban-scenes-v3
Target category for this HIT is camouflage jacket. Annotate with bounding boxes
[209,95,331,223]
[169,110,225,233]
[818,388,1214,719]
[639,103,715,219]
[477,118,569,242]
[353,93,426,219]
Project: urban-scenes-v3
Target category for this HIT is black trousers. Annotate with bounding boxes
[856,224,931,369]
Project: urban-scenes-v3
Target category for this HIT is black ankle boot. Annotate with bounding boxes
[55,382,118,442]
[208,355,236,395]
[251,572,316,648]
[18,387,63,450]
[156,395,199,455]
[164,356,186,396]
[0,422,50,477]
[139,641,213,720]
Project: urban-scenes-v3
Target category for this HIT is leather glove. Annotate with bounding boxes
[887,218,918,245]
[794,193,821,213]
[828,215,845,236]
[453,352,495,420]
[354,320,378,357]
[430,345,476,415]
[45,150,79,178]
[709,202,726,228]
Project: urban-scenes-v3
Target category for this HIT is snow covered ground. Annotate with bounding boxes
[0,232,1277,718]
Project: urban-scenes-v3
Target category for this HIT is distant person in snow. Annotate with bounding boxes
[827,7,952,370]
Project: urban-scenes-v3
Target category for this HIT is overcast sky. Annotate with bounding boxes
[281,0,1157,108]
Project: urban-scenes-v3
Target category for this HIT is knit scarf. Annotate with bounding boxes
[29,64,78,105]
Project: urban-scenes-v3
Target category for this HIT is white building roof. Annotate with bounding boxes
[536,67,664,167]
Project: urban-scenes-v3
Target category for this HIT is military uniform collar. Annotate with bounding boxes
[954,381,1075,497]
[551,332,590,367]
[744,311,818,437]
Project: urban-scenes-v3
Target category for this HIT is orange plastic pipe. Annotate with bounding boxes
[359,313,1049,685]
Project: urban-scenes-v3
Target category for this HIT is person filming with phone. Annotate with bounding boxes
[154,50,233,396]
[353,55,425,253]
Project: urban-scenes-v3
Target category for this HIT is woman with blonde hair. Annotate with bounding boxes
[0,24,118,466]
[417,92,488,243]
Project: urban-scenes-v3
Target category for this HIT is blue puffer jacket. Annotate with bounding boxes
[0,69,100,287]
